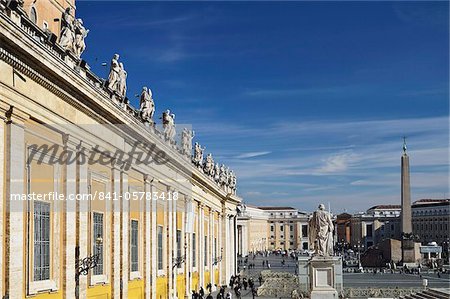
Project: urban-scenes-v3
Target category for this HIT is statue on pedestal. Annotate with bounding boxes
[117,62,127,98]
[309,204,334,257]
[203,153,215,177]
[59,8,75,52]
[139,87,155,124]
[107,54,120,91]
[181,128,194,157]
[161,110,176,143]
[219,164,227,186]
[192,142,205,168]
[214,163,220,183]
[73,18,89,57]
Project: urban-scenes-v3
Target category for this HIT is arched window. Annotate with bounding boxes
[30,6,37,24]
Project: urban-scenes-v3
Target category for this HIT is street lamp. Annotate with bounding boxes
[213,248,224,265]
[173,243,188,269]
[76,234,103,277]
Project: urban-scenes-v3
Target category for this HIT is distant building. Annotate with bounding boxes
[350,205,401,249]
[335,213,352,245]
[236,205,310,255]
[412,199,450,245]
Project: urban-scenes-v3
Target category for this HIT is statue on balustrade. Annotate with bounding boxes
[139,87,155,124]
[59,7,75,52]
[309,204,334,257]
[162,110,176,143]
[214,163,220,183]
[181,128,194,157]
[107,54,120,91]
[203,153,215,177]
[192,142,205,168]
[73,18,89,57]
[229,170,236,193]
[219,164,227,186]
[117,62,127,97]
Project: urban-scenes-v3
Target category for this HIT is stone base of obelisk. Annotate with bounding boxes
[402,239,419,266]
[297,256,342,299]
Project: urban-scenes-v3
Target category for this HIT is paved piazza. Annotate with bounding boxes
[236,255,450,297]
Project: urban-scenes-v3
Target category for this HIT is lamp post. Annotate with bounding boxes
[75,234,103,297]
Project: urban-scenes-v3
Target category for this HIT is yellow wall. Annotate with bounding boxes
[204,271,210,288]
[86,284,111,299]
[215,269,219,286]
[176,274,186,299]
[128,280,144,299]
[191,272,199,291]
[156,276,167,299]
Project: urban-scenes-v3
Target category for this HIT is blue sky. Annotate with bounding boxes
[77,1,449,213]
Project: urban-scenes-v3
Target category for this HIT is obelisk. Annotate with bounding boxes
[401,137,412,235]
[400,137,415,264]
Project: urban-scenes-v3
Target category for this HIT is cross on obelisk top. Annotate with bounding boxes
[402,136,407,154]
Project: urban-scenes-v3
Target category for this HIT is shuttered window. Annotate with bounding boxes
[157,226,163,270]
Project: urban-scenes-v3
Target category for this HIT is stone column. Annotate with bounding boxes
[77,142,89,298]
[171,188,177,299]
[0,103,6,299]
[111,167,121,299]
[4,105,28,299]
[185,197,192,299]
[198,203,203,288]
[209,210,214,289]
[218,211,223,285]
[166,187,173,298]
[121,172,129,298]
[151,181,157,299]
[64,135,79,299]
[144,176,151,299]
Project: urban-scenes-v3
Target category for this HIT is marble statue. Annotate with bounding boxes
[107,54,120,91]
[192,142,205,168]
[219,164,227,186]
[59,8,75,52]
[73,18,89,57]
[161,110,176,143]
[181,128,194,156]
[117,62,127,97]
[309,204,334,257]
[139,87,155,123]
[203,153,215,177]
[214,163,220,183]
[229,170,236,192]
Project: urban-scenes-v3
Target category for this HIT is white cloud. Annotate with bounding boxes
[235,151,271,159]
[318,151,360,173]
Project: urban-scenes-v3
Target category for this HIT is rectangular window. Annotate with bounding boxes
[270,225,274,232]
[214,238,217,260]
[176,230,182,268]
[204,236,208,266]
[93,212,104,275]
[366,224,373,238]
[157,226,163,270]
[290,225,294,231]
[34,201,51,281]
[192,233,196,267]
[302,225,308,238]
[280,225,284,232]
[131,220,139,272]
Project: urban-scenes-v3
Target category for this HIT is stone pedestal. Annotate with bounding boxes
[297,256,342,299]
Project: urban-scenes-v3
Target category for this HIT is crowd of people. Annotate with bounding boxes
[191,274,261,299]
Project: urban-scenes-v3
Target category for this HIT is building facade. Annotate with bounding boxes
[236,206,310,255]
[412,199,450,245]
[350,205,401,249]
[0,1,240,299]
